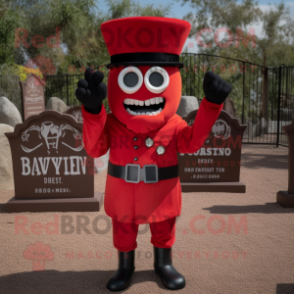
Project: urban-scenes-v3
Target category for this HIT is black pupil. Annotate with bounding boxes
[149,72,164,87]
[124,72,138,87]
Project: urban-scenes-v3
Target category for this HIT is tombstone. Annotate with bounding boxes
[277,119,294,208]
[5,110,103,212]
[20,74,45,120]
[223,97,237,118]
[65,106,83,123]
[176,96,199,118]
[178,110,247,193]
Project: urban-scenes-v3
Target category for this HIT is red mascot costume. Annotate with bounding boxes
[75,16,232,291]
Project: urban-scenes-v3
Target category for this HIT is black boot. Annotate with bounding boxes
[106,250,135,291]
[154,246,186,290]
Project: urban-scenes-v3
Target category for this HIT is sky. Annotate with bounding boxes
[97,0,294,53]
[98,0,294,19]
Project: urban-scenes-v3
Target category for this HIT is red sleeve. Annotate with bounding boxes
[176,97,223,153]
[81,104,110,158]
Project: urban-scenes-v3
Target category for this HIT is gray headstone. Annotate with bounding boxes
[0,123,14,191]
[223,98,237,118]
[176,96,199,118]
[0,97,23,127]
[255,117,267,136]
[243,118,254,138]
[94,150,109,173]
[46,97,68,113]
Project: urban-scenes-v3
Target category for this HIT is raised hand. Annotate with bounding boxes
[75,68,107,114]
[203,71,233,105]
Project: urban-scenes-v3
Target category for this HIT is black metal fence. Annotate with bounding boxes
[179,54,294,146]
[0,75,22,112]
[270,66,294,147]
[1,53,293,146]
[44,66,111,112]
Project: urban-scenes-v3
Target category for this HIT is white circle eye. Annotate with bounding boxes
[144,66,169,94]
[118,66,143,94]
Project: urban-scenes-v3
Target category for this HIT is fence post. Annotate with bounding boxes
[242,62,245,124]
[66,74,69,106]
[277,66,282,147]
[276,119,294,207]
[262,67,269,129]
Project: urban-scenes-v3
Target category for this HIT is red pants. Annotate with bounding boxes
[112,217,176,252]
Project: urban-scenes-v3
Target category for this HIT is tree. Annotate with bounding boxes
[180,0,294,120]
[0,0,24,65]
[181,0,294,66]
[1,0,169,108]
[10,0,170,75]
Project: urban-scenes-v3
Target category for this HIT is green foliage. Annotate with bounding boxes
[1,0,170,75]
[0,0,170,113]
[0,0,24,65]
[181,0,294,67]
[180,0,294,121]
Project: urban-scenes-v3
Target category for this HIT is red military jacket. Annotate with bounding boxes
[82,97,222,224]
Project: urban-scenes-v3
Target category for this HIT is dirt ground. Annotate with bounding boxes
[0,145,293,294]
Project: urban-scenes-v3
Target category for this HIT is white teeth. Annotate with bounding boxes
[150,98,156,105]
[124,98,164,116]
[127,108,136,116]
[124,97,164,105]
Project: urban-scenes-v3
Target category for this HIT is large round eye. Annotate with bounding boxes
[118,66,143,94]
[144,66,169,94]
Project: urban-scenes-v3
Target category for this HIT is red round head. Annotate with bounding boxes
[107,65,181,133]
[101,16,191,133]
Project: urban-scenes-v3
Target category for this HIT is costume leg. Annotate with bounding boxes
[150,217,186,290]
[106,218,138,291]
[149,217,176,248]
[112,218,138,252]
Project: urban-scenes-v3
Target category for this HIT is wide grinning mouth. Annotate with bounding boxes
[123,97,165,116]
